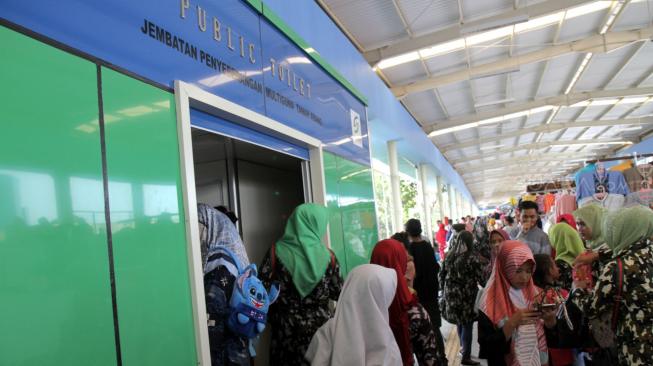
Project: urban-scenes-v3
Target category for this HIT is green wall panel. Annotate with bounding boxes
[323,151,347,272]
[323,152,378,276]
[101,68,197,366]
[0,27,117,366]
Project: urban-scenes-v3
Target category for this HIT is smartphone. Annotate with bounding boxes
[540,303,557,310]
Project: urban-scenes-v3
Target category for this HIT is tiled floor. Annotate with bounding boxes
[440,319,488,366]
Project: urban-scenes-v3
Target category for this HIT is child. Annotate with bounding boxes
[477,241,559,366]
[533,255,574,366]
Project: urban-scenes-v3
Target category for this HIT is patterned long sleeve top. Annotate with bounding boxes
[572,240,653,366]
[259,250,343,366]
[408,303,439,366]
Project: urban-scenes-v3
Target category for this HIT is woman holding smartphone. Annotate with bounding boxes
[476,241,559,366]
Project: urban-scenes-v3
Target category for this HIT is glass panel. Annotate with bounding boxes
[324,152,378,276]
[0,27,117,366]
[101,67,197,366]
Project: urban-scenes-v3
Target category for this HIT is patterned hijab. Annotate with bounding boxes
[275,203,331,298]
[197,203,249,272]
[478,241,547,366]
[573,204,607,249]
[371,239,416,366]
[603,206,653,257]
[549,223,585,266]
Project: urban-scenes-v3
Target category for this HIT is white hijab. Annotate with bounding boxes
[305,264,402,366]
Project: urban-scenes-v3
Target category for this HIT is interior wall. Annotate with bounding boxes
[237,159,304,267]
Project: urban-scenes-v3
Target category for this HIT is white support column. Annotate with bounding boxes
[419,164,433,242]
[435,175,446,221]
[449,186,457,222]
[387,140,403,233]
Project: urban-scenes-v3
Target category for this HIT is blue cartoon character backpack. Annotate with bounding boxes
[227,263,279,339]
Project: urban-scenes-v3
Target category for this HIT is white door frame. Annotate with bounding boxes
[173,80,327,365]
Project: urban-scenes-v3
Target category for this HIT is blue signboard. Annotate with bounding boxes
[1,0,370,165]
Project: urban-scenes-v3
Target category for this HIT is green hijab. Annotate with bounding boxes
[573,204,607,249]
[275,203,331,298]
[549,223,585,265]
[603,206,653,258]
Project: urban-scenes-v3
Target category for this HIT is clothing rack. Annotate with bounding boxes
[586,152,653,164]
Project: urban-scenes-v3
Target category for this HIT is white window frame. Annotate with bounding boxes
[173,80,327,365]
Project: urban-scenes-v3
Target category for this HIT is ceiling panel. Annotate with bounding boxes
[437,81,475,117]
[601,103,641,119]
[471,75,507,109]
[424,50,469,74]
[574,43,640,91]
[513,25,558,55]
[398,0,460,36]
[382,60,428,84]
[403,90,447,123]
[554,105,580,121]
[537,52,579,97]
[607,43,653,88]
[511,61,547,101]
[613,0,653,31]
[324,0,407,49]
[460,0,512,22]
[557,10,605,43]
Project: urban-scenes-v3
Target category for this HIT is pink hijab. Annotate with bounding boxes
[479,241,548,366]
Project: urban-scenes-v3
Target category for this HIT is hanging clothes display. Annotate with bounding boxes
[623,164,653,193]
[535,194,545,213]
[576,168,629,201]
[543,192,556,214]
[609,160,632,172]
[521,193,537,202]
[555,191,577,217]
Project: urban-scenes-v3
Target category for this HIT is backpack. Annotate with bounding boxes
[204,247,280,340]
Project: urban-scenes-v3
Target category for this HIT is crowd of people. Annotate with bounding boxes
[199,199,653,366]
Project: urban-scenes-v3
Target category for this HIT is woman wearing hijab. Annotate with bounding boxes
[485,229,510,280]
[305,264,401,365]
[197,203,251,365]
[477,241,558,366]
[406,221,449,366]
[259,203,343,366]
[572,206,653,366]
[555,214,577,231]
[371,239,440,366]
[548,223,585,290]
[439,229,485,365]
[198,203,249,269]
[571,204,612,270]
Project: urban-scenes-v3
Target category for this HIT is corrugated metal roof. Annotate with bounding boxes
[323,0,653,205]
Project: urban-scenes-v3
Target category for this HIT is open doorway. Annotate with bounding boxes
[191,128,305,265]
[191,128,306,366]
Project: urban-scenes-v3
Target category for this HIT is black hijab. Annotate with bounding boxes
[409,240,440,303]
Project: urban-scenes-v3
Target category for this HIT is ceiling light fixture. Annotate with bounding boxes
[429,105,555,137]
[564,52,593,95]
[479,144,506,150]
[551,141,633,147]
[376,1,614,70]
[474,98,515,108]
[460,13,529,34]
